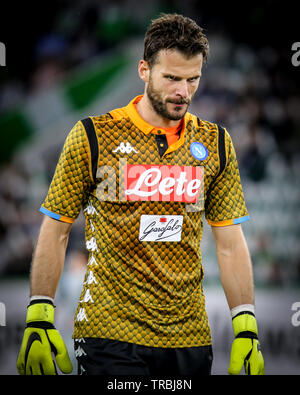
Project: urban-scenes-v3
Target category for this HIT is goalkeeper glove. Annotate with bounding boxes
[17,299,73,375]
[228,310,264,375]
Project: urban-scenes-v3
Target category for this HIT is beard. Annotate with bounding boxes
[146,76,192,121]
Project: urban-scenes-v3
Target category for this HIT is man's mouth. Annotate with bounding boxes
[167,98,190,105]
[167,100,189,107]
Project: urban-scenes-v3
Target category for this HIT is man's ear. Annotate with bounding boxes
[138,59,150,83]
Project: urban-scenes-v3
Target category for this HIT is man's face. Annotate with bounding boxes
[145,49,203,121]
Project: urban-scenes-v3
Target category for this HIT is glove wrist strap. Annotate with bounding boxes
[26,300,55,324]
[232,311,258,337]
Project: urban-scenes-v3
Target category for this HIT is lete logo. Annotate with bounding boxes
[124,164,203,203]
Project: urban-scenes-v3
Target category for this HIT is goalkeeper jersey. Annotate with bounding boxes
[40,95,249,348]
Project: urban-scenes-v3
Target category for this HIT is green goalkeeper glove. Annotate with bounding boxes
[228,311,264,375]
[17,299,73,375]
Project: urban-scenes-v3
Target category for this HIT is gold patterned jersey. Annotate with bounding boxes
[40,95,249,348]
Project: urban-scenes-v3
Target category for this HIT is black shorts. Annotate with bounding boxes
[74,338,213,375]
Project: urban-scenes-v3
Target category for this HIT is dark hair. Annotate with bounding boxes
[143,13,209,68]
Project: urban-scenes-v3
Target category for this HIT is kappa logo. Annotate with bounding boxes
[76,308,88,322]
[113,141,138,154]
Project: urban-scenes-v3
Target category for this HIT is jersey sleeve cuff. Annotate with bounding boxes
[40,206,75,224]
[206,215,250,227]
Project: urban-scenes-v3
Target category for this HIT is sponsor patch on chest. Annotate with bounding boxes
[124,164,203,203]
[139,215,183,242]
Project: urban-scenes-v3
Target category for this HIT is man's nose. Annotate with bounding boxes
[175,81,189,98]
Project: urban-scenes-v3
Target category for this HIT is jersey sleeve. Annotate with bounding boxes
[40,120,93,223]
[205,128,249,227]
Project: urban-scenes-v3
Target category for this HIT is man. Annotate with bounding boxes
[17,13,264,375]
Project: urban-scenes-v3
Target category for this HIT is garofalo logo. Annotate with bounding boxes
[0,42,6,66]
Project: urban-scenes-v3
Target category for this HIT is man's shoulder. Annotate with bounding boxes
[186,112,219,133]
[88,106,128,125]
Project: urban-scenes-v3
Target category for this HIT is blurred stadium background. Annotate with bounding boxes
[0,0,299,375]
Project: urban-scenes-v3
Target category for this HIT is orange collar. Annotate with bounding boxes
[110,95,198,156]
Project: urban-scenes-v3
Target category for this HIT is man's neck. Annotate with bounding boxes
[136,94,181,129]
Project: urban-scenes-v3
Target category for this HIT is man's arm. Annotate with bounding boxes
[17,120,88,375]
[30,215,72,299]
[211,223,254,310]
[211,224,264,375]
[17,215,73,375]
